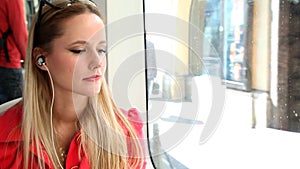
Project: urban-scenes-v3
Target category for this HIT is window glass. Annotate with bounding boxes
[145,0,225,168]
[145,0,300,168]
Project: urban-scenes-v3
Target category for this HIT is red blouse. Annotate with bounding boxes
[0,103,146,168]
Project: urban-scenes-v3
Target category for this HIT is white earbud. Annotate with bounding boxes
[37,56,46,66]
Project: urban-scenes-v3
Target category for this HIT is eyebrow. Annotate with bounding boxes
[97,41,107,47]
[68,40,106,46]
[69,40,87,46]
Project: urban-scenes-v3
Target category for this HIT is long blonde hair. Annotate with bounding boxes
[22,1,144,168]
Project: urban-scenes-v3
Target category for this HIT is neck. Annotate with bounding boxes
[51,89,88,143]
[52,91,88,152]
[52,90,88,123]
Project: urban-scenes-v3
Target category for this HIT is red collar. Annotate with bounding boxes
[0,105,86,168]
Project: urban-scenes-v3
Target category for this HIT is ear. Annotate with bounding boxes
[33,47,47,71]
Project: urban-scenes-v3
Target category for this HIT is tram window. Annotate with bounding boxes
[145,0,225,168]
[144,0,300,168]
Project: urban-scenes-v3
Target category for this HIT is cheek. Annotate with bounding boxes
[63,58,78,74]
[72,58,88,78]
[51,57,78,81]
[101,58,107,73]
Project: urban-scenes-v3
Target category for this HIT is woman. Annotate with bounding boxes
[0,0,146,168]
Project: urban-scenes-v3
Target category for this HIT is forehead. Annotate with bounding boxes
[59,13,105,42]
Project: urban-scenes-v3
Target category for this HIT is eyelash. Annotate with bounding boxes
[69,49,107,55]
[98,49,106,54]
[69,49,85,54]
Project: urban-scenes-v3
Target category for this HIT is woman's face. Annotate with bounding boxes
[45,13,106,97]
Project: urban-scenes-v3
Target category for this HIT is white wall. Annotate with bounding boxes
[106,0,146,113]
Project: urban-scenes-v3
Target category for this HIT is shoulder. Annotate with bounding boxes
[0,103,23,143]
[120,108,143,128]
[119,108,144,137]
[120,108,147,168]
[0,103,23,167]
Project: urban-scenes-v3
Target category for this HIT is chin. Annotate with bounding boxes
[73,81,102,96]
[83,89,101,97]
[86,85,102,97]
[72,87,101,98]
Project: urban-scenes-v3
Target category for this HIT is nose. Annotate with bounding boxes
[89,50,106,70]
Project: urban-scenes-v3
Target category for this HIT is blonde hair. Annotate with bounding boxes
[22,1,144,168]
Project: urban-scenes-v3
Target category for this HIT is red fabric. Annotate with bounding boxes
[0,104,146,169]
[0,0,28,68]
[120,108,147,169]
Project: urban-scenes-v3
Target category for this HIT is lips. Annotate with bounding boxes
[83,74,102,82]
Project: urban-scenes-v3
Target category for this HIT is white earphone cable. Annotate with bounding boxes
[44,64,64,169]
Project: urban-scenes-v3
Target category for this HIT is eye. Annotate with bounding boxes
[97,49,106,55]
[69,49,86,54]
